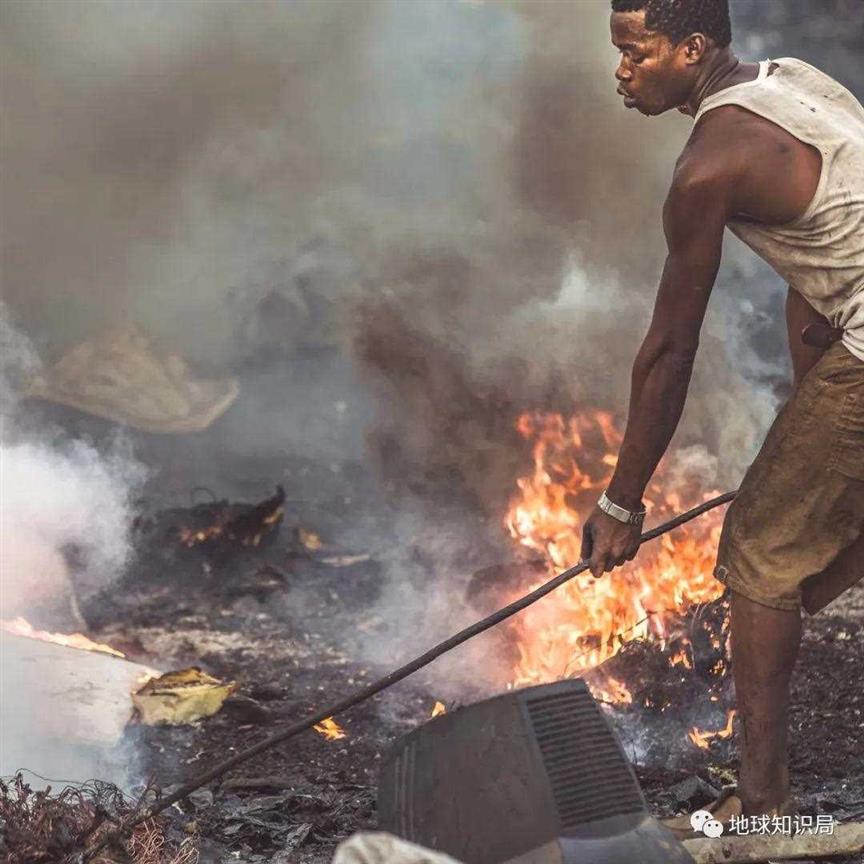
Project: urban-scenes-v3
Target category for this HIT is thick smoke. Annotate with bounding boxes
[352,0,777,512]
[0,0,377,364]
[1,0,807,695]
[2,1,775,488]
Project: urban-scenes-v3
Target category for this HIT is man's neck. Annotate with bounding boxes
[682,49,753,117]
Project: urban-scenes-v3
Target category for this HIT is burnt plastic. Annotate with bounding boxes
[378,679,694,864]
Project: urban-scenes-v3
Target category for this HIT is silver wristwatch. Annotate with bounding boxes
[598,491,646,527]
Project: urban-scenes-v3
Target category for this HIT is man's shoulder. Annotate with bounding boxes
[672,108,771,195]
[670,128,740,200]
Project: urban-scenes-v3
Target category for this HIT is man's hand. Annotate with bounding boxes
[580,507,641,578]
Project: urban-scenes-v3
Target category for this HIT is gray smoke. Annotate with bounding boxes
[1,1,777,490]
[3,0,833,696]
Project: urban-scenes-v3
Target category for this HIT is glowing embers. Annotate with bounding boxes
[174,486,286,552]
[504,410,725,700]
[314,717,347,741]
[689,709,737,750]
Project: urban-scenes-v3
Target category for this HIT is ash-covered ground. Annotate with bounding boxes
[64,433,863,864]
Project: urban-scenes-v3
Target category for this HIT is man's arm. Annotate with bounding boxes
[581,163,730,577]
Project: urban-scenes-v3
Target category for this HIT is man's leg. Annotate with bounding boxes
[730,590,801,815]
[730,533,863,815]
[802,532,864,615]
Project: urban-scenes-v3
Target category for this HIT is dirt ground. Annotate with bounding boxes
[73,454,864,864]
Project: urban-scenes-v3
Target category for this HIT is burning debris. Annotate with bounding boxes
[688,709,737,751]
[171,486,286,556]
[314,718,348,742]
[504,410,725,692]
[460,410,737,762]
[485,409,738,753]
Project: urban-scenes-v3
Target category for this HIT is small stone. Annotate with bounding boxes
[670,775,720,809]
[187,788,214,809]
[223,694,272,725]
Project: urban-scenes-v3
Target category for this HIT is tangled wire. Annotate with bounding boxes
[0,774,198,864]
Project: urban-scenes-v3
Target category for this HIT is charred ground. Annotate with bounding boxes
[63,447,864,864]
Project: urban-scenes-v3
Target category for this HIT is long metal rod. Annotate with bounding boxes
[74,489,736,861]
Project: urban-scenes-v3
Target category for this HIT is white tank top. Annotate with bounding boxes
[694,58,864,362]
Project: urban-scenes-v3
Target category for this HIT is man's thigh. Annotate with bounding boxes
[715,343,864,613]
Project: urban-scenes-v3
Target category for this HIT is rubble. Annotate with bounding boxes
[682,822,864,864]
[23,325,238,434]
[0,631,155,787]
[669,775,722,812]
[0,774,199,864]
[133,667,237,727]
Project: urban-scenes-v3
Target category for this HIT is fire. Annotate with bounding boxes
[0,617,125,658]
[178,524,224,547]
[177,506,283,549]
[430,701,447,718]
[177,486,285,550]
[688,709,737,750]
[669,647,693,670]
[590,675,633,705]
[505,411,724,696]
[314,716,346,741]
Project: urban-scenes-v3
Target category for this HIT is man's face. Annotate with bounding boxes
[610,11,695,116]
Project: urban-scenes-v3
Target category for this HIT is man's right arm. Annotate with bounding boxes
[581,158,732,577]
[603,163,730,510]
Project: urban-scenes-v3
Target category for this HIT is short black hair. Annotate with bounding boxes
[611,0,732,48]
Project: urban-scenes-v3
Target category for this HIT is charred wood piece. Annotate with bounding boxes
[176,485,286,552]
[132,486,286,565]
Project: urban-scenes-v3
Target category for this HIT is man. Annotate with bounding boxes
[581,0,864,824]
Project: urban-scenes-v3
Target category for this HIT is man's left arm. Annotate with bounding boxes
[581,164,731,577]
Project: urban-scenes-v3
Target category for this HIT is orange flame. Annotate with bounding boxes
[669,647,693,670]
[430,701,447,718]
[590,675,633,705]
[178,524,225,547]
[314,716,346,741]
[0,617,125,658]
[688,709,737,750]
[505,411,724,698]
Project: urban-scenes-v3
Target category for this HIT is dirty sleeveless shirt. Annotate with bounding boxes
[694,58,864,362]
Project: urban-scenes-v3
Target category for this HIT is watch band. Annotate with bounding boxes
[598,491,646,527]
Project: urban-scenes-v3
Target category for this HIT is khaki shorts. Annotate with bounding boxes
[715,342,864,614]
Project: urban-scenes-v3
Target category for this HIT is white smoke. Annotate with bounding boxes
[0,438,144,624]
[0,312,146,788]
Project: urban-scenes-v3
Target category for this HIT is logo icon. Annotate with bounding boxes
[691,809,725,838]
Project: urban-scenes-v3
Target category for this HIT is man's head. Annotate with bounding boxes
[610,0,732,116]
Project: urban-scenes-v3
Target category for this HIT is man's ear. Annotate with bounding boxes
[682,32,708,65]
